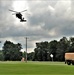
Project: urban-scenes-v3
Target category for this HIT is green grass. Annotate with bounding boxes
[0,61,74,75]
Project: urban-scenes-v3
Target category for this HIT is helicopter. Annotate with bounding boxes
[9,9,27,22]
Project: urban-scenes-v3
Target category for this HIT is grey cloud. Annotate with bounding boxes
[0,0,74,52]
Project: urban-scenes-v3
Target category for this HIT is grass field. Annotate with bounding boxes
[0,61,74,75]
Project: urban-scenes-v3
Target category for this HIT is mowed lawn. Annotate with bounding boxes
[0,61,74,75]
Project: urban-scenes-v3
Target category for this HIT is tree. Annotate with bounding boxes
[2,40,22,61]
[34,41,49,61]
[0,50,4,61]
[69,37,74,52]
[27,52,34,61]
[56,37,69,61]
[48,40,58,61]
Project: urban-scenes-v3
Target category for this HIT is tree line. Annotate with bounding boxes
[28,37,74,61]
[0,37,74,61]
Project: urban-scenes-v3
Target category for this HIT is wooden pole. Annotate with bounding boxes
[25,37,27,63]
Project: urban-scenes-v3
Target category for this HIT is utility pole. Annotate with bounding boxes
[25,37,27,63]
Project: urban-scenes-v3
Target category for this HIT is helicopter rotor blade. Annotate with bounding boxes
[20,10,27,13]
[9,9,17,12]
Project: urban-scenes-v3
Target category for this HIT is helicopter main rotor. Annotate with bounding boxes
[9,9,27,22]
[9,9,27,13]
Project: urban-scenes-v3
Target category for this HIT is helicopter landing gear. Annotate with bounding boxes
[20,19,27,22]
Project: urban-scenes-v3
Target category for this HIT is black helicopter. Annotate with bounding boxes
[9,9,27,22]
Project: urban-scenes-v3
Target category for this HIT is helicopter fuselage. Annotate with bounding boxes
[16,12,22,19]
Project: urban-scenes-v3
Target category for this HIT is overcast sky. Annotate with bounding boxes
[0,0,74,52]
